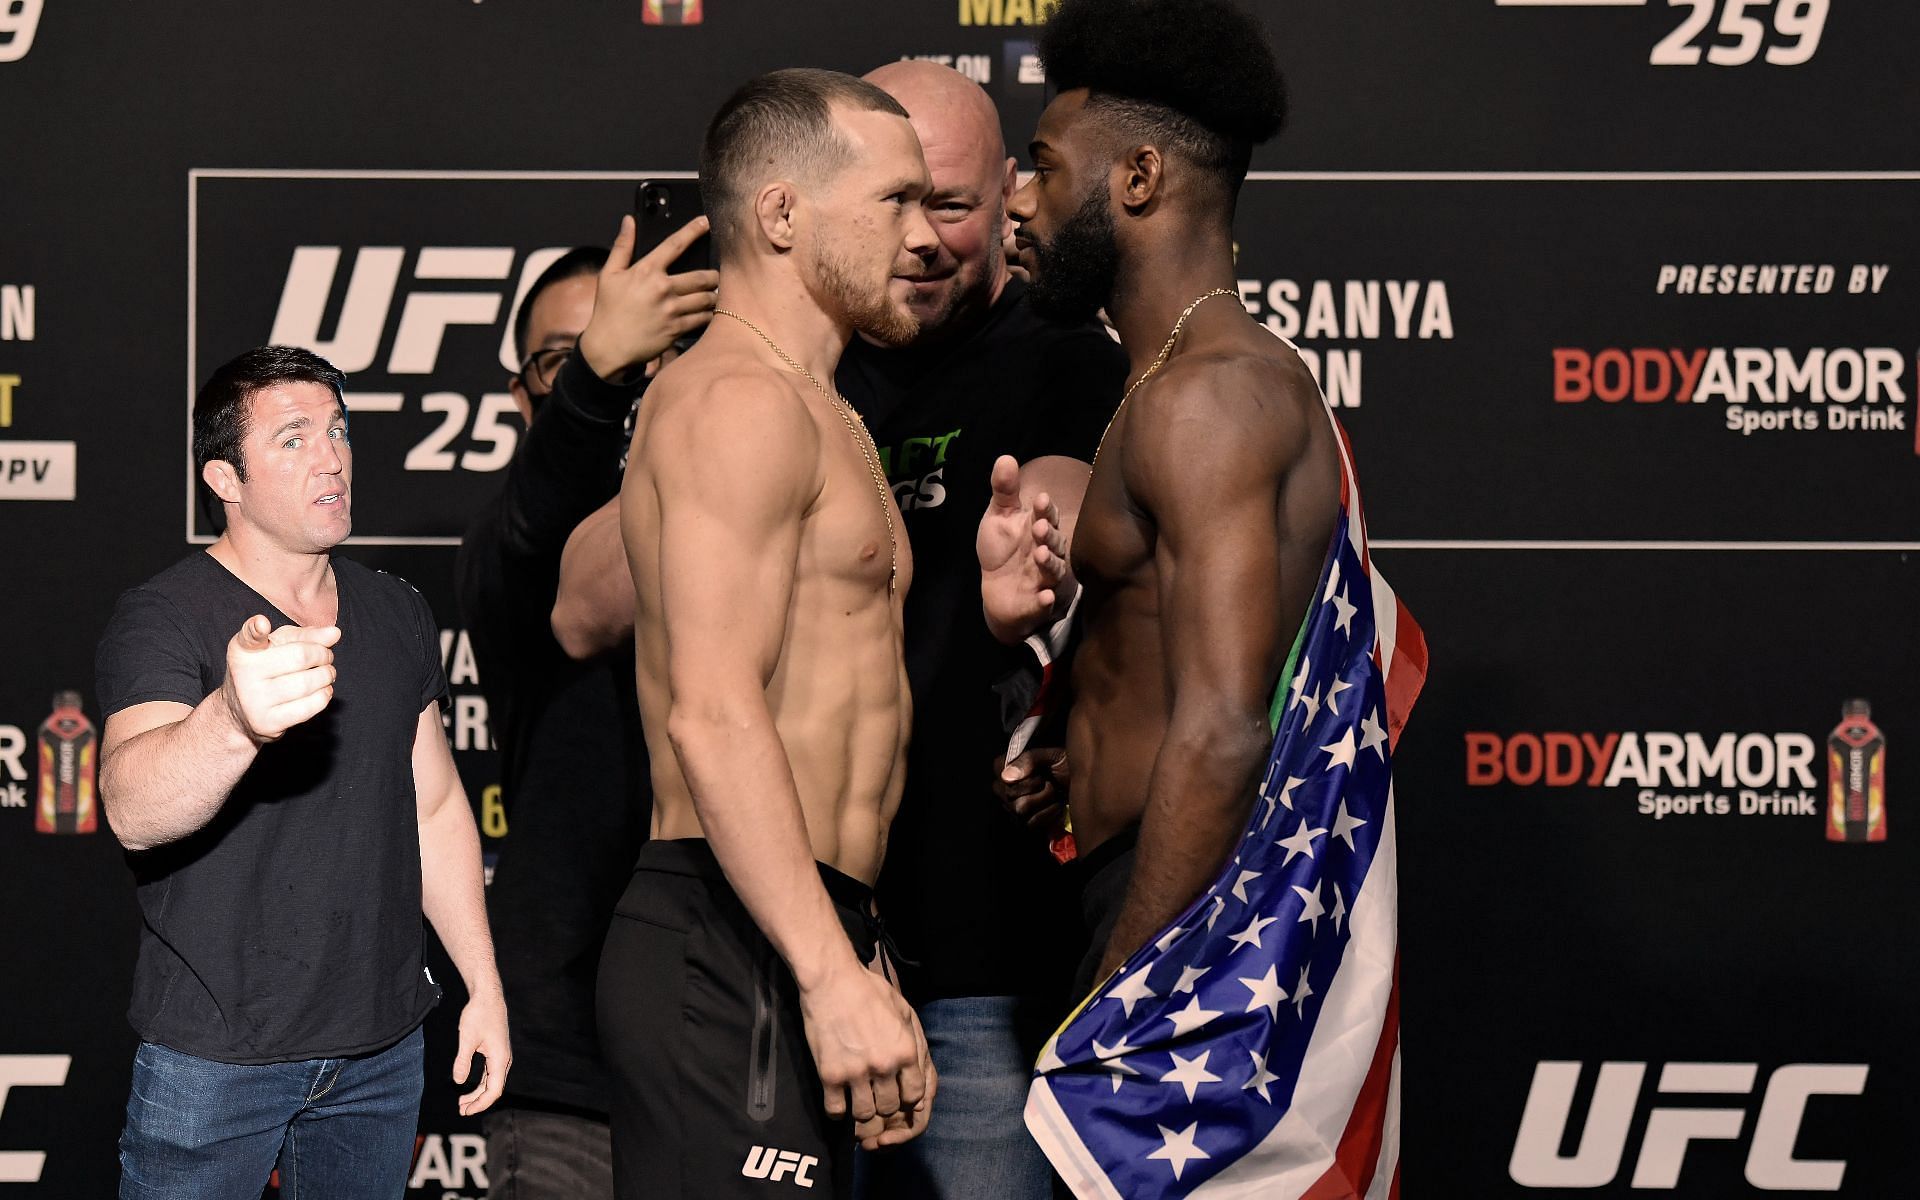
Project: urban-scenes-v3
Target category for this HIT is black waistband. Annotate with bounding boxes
[1075,822,1140,883]
[634,837,874,915]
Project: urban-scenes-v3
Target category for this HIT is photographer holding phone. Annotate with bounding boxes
[456,216,716,1200]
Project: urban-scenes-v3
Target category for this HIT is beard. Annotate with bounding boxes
[813,240,920,348]
[1023,182,1118,324]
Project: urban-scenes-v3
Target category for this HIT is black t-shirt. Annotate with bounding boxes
[94,552,447,1064]
[836,276,1127,1003]
[456,353,651,1116]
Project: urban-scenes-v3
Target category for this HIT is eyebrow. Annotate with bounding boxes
[268,415,312,440]
[1028,139,1053,158]
[880,177,926,197]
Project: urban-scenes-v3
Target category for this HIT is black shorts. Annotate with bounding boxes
[1070,824,1139,1002]
[597,838,878,1200]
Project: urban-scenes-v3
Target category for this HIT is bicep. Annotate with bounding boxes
[1134,384,1303,718]
[411,703,460,819]
[1155,481,1288,716]
[627,390,817,702]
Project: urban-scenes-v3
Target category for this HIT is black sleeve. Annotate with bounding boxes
[393,579,449,710]
[95,587,208,719]
[1036,326,1129,461]
[404,582,451,713]
[487,353,641,565]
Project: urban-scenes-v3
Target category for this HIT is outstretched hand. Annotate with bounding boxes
[978,455,1075,644]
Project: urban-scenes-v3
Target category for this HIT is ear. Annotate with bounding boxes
[202,459,242,506]
[998,156,1018,244]
[1119,144,1164,214]
[752,180,800,251]
[508,377,534,426]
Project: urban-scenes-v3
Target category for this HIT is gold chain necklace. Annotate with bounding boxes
[712,308,897,594]
[1092,287,1239,469]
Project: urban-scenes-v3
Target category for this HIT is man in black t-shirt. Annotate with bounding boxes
[457,220,717,1199]
[550,62,1125,1200]
[96,347,507,1199]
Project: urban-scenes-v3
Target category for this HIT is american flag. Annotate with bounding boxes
[1026,401,1428,1200]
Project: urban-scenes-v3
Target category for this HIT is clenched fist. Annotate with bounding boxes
[220,615,340,745]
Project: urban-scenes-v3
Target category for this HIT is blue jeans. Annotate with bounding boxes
[855,996,1053,1200]
[119,1025,425,1200]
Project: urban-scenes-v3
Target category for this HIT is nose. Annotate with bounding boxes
[902,201,938,259]
[1008,175,1037,225]
[317,434,346,476]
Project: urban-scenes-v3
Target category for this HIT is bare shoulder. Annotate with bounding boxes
[1126,336,1324,471]
[641,358,822,470]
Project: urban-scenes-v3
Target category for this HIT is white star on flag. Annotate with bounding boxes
[1292,881,1327,935]
[1161,1050,1223,1102]
[1154,926,1185,954]
[1092,1036,1141,1093]
[1321,727,1357,771]
[1227,913,1278,955]
[1205,894,1227,931]
[1359,708,1388,760]
[1106,967,1157,1018]
[1326,677,1353,716]
[1330,798,1368,851]
[1288,663,1310,709]
[1244,1049,1282,1102]
[1299,685,1321,725]
[1279,775,1305,811]
[1330,584,1358,635]
[1231,869,1261,903]
[1148,1122,1210,1180]
[1173,965,1211,995]
[1239,964,1287,1019]
[1165,995,1223,1037]
[1293,965,1315,1019]
[1322,557,1341,602]
[1276,818,1327,866]
[1331,884,1348,934]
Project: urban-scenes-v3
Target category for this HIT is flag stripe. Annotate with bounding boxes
[1364,1049,1403,1200]
[1027,1079,1128,1200]
[1300,960,1400,1199]
[1383,598,1428,751]
[1190,800,1399,1196]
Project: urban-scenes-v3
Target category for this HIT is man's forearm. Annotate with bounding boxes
[419,795,501,998]
[101,694,258,852]
[670,709,863,989]
[1095,720,1271,981]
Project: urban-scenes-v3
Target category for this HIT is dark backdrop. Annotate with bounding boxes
[2,1,1914,1195]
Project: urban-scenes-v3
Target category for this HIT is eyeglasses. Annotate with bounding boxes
[517,345,575,396]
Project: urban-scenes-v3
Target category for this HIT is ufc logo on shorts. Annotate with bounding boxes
[741,1145,819,1188]
[1509,1060,1869,1191]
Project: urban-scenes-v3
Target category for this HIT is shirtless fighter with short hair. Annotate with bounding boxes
[595,68,939,1200]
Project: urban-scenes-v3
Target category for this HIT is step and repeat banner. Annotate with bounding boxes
[3,1,1915,1196]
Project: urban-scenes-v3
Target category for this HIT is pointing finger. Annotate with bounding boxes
[236,615,272,651]
[605,214,637,274]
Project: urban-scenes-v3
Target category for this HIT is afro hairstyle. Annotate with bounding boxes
[1039,0,1287,191]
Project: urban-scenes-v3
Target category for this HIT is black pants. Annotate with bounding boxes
[597,839,877,1200]
[1069,824,1139,1003]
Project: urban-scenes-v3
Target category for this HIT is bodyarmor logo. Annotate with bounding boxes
[741,1146,819,1188]
[1510,1060,1868,1191]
